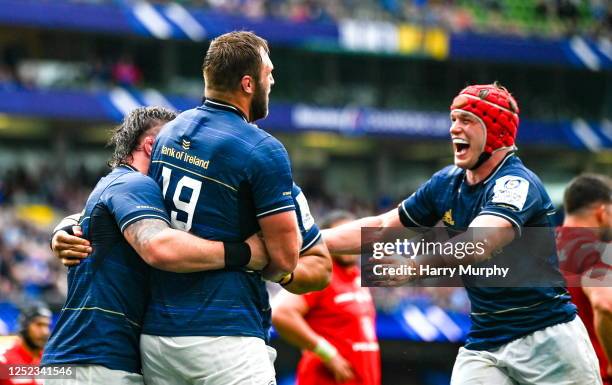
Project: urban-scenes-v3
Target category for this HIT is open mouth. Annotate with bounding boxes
[453,138,470,156]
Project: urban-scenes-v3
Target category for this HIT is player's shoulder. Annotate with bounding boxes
[431,164,464,184]
[486,155,544,191]
[246,130,289,162]
[493,154,536,179]
[104,167,158,194]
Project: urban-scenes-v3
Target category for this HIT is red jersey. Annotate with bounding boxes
[297,261,380,385]
[0,339,43,385]
[556,226,611,385]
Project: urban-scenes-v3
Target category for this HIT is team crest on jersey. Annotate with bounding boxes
[492,175,529,211]
[181,138,191,150]
[442,209,455,226]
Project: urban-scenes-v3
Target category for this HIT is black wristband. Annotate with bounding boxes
[223,242,251,269]
[56,225,76,236]
[49,225,77,250]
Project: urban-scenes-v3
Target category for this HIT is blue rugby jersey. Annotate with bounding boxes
[42,165,170,373]
[293,183,321,253]
[398,153,576,351]
[145,99,295,339]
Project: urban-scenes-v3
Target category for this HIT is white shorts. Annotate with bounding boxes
[140,335,277,385]
[451,316,602,385]
[43,365,143,385]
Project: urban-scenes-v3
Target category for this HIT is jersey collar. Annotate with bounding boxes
[482,151,515,185]
[118,163,138,172]
[203,98,249,123]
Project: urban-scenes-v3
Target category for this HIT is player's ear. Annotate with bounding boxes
[595,203,610,226]
[241,75,254,95]
[143,136,155,157]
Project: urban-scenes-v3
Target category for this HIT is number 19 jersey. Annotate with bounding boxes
[145,99,296,340]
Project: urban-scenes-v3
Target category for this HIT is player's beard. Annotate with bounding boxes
[21,331,46,351]
[250,79,269,122]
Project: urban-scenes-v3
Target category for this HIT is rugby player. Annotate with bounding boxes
[322,83,602,384]
[557,174,612,385]
[273,211,380,385]
[140,31,301,385]
[42,107,273,384]
[0,304,51,385]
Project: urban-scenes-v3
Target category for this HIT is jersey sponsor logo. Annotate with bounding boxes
[442,209,455,226]
[295,191,315,230]
[491,175,529,211]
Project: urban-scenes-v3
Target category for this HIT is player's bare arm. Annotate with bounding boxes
[322,207,403,255]
[272,291,355,382]
[258,210,300,282]
[583,286,612,365]
[122,218,267,272]
[282,240,332,294]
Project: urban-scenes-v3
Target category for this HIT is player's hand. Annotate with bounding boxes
[323,354,355,383]
[245,233,269,270]
[52,227,92,267]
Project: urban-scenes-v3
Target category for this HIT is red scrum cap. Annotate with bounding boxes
[450,82,520,155]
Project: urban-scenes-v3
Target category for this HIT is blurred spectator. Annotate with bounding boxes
[56,0,611,38]
[112,54,142,88]
[557,0,580,35]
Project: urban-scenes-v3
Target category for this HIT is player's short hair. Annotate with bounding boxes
[563,173,612,215]
[203,31,269,92]
[107,106,177,168]
[320,210,356,229]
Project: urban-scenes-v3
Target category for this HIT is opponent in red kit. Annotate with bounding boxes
[557,174,612,385]
[273,211,380,385]
[0,304,51,385]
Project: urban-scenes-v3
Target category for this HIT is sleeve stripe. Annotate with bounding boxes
[478,210,522,237]
[300,232,322,253]
[401,201,426,228]
[120,214,171,232]
[256,205,295,218]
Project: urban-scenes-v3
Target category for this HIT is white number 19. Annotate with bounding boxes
[161,166,202,231]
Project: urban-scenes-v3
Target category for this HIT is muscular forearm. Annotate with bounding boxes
[259,212,301,281]
[146,228,226,273]
[322,215,383,255]
[124,219,227,273]
[283,242,332,294]
[323,208,403,255]
[272,310,320,351]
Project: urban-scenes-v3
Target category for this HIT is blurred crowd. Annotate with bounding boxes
[0,165,106,316]
[0,210,66,313]
[0,45,143,91]
[66,0,612,38]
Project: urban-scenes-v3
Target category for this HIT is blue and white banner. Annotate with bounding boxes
[0,87,609,149]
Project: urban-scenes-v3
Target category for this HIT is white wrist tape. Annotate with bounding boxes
[312,338,337,362]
